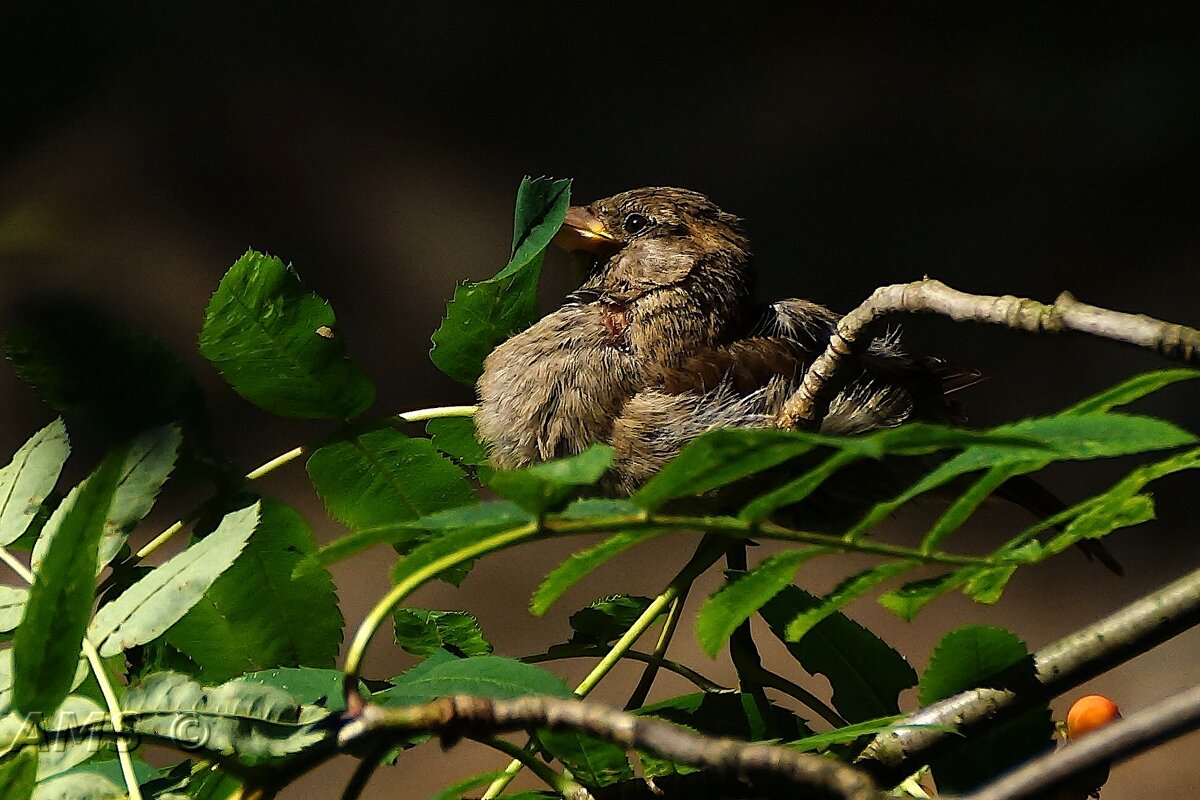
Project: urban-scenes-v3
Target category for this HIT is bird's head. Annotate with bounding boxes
[554,187,751,304]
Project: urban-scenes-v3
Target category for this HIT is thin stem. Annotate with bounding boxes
[395,405,477,423]
[482,539,726,799]
[244,446,307,481]
[0,546,33,583]
[479,735,591,799]
[523,647,732,694]
[81,640,144,800]
[139,404,477,560]
[625,592,688,709]
[0,547,142,800]
[343,521,542,682]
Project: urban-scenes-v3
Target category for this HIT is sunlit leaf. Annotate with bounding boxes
[13,448,124,716]
[394,609,491,658]
[531,530,660,616]
[430,177,571,384]
[784,561,918,641]
[376,653,572,705]
[199,249,374,419]
[486,445,612,514]
[89,504,260,657]
[0,419,69,547]
[695,549,827,657]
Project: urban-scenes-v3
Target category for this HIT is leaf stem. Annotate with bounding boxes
[342,521,542,683]
[482,538,725,799]
[138,403,478,560]
[625,591,689,709]
[0,546,143,800]
[522,647,732,694]
[479,735,591,799]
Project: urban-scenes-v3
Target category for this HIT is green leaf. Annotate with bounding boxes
[428,770,509,800]
[430,177,572,384]
[394,609,492,658]
[33,772,122,800]
[568,596,658,647]
[739,450,862,521]
[37,695,105,780]
[878,573,969,621]
[0,747,37,800]
[537,731,633,787]
[376,654,573,705]
[486,445,612,514]
[0,649,88,717]
[33,425,183,575]
[122,671,325,758]
[199,249,374,419]
[919,626,1053,792]
[761,586,916,723]
[531,530,660,616]
[13,448,125,716]
[695,550,828,658]
[98,424,182,566]
[389,511,540,594]
[849,412,1195,540]
[919,625,1028,705]
[240,667,349,711]
[165,499,343,682]
[784,561,918,641]
[785,716,914,752]
[0,419,69,546]
[7,321,205,442]
[0,588,27,633]
[426,417,489,466]
[637,691,811,741]
[89,503,260,657]
[634,428,820,511]
[1064,369,1200,414]
[308,428,475,531]
[918,463,1024,554]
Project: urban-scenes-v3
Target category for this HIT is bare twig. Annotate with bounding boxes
[776,279,1200,430]
[953,682,1200,800]
[338,695,881,800]
[857,564,1200,786]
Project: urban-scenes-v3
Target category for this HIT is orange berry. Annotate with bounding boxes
[1066,694,1121,739]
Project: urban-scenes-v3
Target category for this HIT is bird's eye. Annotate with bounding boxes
[623,213,650,234]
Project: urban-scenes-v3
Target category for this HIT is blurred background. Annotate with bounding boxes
[2,4,1199,797]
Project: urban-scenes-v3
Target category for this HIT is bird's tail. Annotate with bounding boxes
[997,473,1125,576]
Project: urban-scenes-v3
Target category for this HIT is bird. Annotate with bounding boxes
[474,186,1120,571]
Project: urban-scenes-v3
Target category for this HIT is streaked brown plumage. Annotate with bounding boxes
[474,187,1119,571]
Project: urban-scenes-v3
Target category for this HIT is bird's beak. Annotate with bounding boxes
[553,206,618,253]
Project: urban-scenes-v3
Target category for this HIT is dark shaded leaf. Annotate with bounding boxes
[568,596,657,647]
[6,316,206,442]
[784,561,918,641]
[919,626,1053,792]
[199,249,374,419]
[761,585,916,723]
[426,417,489,466]
[637,691,812,742]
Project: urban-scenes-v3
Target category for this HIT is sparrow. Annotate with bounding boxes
[474,187,1120,572]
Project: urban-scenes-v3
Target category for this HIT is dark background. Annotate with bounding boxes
[2,4,1198,798]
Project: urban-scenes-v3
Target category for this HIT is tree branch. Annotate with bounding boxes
[338,695,881,800]
[776,279,1200,430]
[953,681,1200,800]
[857,563,1200,786]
